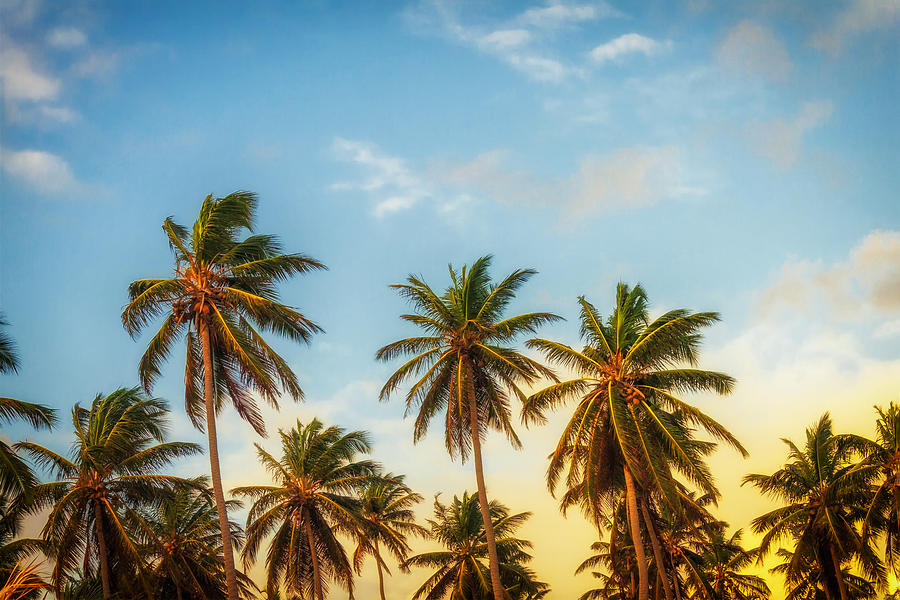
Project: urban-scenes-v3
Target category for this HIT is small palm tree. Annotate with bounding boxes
[690,529,770,600]
[403,492,549,600]
[522,285,745,600]
[744,414,879,600]
[378,255,559,599]
[352,474,427,600]
[128,483,255,600]
[17,388,201,599]
[122,191,325,600]
[234,419,381,600]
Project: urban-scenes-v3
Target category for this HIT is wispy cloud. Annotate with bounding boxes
[811,0,900,56]
[0,45,61,102]
[590,33,666,63]
[331,137,433,217]
[715,20,793,83]
[516,1,620,28]
[331,138,705,221]
[757,229,900,320]
[403,0,620,82]
[0,147,82,195]
[47,27,87,49]
[747,100,833,168]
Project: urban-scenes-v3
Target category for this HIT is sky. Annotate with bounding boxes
[1,0,899,597]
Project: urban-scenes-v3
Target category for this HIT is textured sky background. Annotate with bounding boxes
[1,0,899,597]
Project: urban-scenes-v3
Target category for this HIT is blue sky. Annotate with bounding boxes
[1,0,899,596]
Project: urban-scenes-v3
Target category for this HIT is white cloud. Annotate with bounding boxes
[748,100,833,168]
[811,0,900,55]
[716,20,793,82]
[590,33,664,63]
[0,146,80,195]
[517,0,618,28]
[0,45,60,102]
[757,229,900,320]
[47,27,86,49]
[331,137,433,217]
[479,28,531,50]
[403,0,614,82]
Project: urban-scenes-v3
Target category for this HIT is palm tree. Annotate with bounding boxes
[852,402,900,579]
[352,473,427,600]
[16,387,201,598]
[743,413,879,600]
[690,529,770,600]
[770,548,876,600]
[403,492,549,600]
[127,483,255,599]
[377,255,559,599]
[522,284,746,600]
[234,418,381,600]
[0,315,57,497]
[122,191,326,600]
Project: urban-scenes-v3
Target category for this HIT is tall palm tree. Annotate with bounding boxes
[522,285,745,600]
[16,387,201,598]
[122,191,326,600]
[127,483,255,600]
[377,255,559,599]
[352,473,427,600]
[852,402,900,578]
[234,418,380,600]
[744,413,880,600]
[0,315,57,497]
[403,492,549,600]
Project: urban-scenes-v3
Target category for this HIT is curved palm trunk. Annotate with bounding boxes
[200,319,239,600]
[305,517,323,600]
[830,544,849,600]
[94,502,112,599]
[639,497,673,600]
[624,468,649,600]
[374,541,386,600]
[466,359,507,600]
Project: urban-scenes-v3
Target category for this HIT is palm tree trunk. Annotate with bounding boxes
[830,544,849,600]
[466,358,507,600]
[176,582,183,600]
[624,468,649,600]
[200,319,239,600]
[639,497,673,600]
[305,517,323,600]
[375,541,386,600]
[94,502,112,599]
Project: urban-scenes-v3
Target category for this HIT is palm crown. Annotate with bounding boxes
[122,191,325,435]
[403,492,547,600]
[523,284,745,516]
[744,414,880,598]
[353,474,426,600]
[234,418,381,600]
[17,388,201,596]
[377,255,560,458]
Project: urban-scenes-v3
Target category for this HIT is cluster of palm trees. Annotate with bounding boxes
[0,191,894,599]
